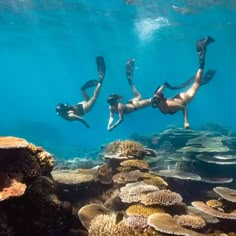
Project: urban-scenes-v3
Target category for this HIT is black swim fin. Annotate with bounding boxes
[200,69,216,86]
[126,58,135,84]
[96,56,106,81]
[163,69,216,90]
[164,76,195,90]
[81,80,99,91]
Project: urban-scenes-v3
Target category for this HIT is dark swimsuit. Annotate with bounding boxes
[73,104,85,116]
[159,94,186,115]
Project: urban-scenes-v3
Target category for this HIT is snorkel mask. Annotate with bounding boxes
[151,93,164,108]
[56,103,69,113]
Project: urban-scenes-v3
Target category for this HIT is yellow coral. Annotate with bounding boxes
[206,199,223,209]
[126,204,166,217]
[120,159,149,171]
[143,173,168,188]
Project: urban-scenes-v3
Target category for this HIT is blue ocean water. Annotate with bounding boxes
[0,0,236,158]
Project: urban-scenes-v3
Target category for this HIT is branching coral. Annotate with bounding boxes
[140,190,183,206]
[104,140,145,159]
[113,170,144,184]
[174,215,206,230]
[119,181,158,203]
[88,213,135,236]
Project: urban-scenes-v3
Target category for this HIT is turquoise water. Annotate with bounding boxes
[0,1,236,157]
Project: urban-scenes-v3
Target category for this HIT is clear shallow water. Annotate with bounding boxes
[0,0,236,157]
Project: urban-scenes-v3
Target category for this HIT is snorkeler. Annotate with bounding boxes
[107,58,152,131]
[56,56,106,128]
[151,36,215,129]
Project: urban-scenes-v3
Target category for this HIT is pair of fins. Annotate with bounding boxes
[164,69,216,90]
[126,57,215,91]
[81,56,106,90]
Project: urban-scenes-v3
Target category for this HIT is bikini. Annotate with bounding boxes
[159,95,186,115]
[73,104,85,116]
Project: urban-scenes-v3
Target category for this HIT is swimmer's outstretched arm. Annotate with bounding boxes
[107,109,124,131]
[68,112,90,128]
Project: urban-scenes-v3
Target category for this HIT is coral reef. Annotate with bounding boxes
[147,213,206,236]
[174,214,206,230]
[140,189,183,206]
[126,204,166,217]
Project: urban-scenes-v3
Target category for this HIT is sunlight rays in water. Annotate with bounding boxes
[134,17,170,42]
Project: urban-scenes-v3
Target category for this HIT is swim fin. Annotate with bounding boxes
[96,56,106,81]
[200,69,216,86]
[126,58,135,84]
[163,69,215,90]
[164,76,195,90]
[81,80,99,91]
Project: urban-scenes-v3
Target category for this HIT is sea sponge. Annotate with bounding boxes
[126,204,165,217]
[147,213,205,236]
[120,159,149,171]
[140,189,183,206]
[174,215,206,230]
[113,170,144,184]
[119,181,158,203]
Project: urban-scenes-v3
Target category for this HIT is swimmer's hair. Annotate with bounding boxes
[56,103,69,112]
[107,94,123,105]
